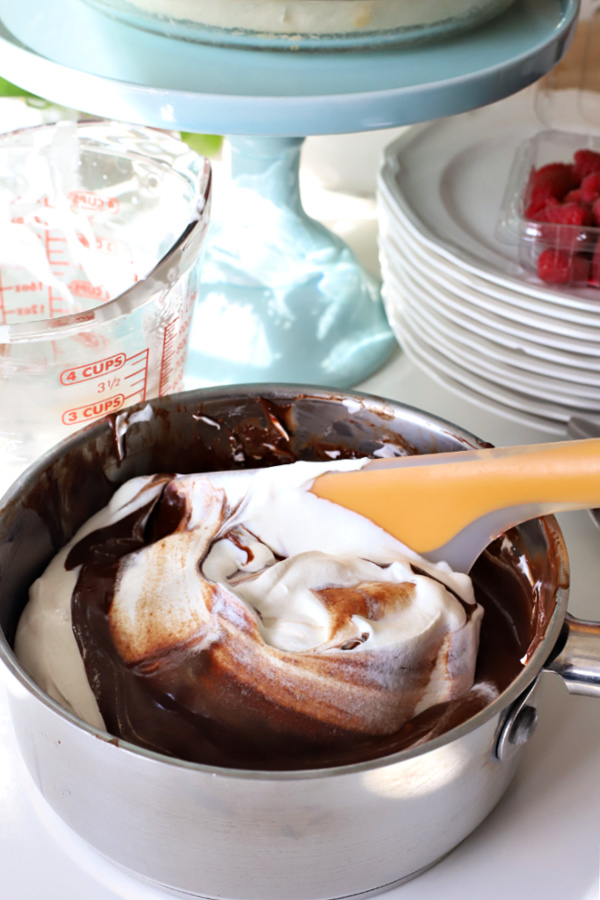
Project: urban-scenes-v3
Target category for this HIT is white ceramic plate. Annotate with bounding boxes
[381,263,600,384]
[393,280,600,385]
[380,250,600,373]
[389,307,567,433]
[384,271,600,411]
[384,255,600,355]
[377,90,600,307]
[393,299,600,424]
[378,193,600,327]
[397,291,600,403]
[383,236,600,342]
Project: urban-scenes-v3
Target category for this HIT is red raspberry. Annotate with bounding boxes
[531,161,577,193]
[525,187,560,218]
[564,188,587,204]
[573,148,600,180]
[525,163,578,217]
[532,202,593,252]
[580,172,600,204]
[533,202,592,226]
[592,197,600,226]
[537,248,590,285]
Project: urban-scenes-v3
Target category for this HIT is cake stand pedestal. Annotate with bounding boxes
[189,134,390,387]
[0,0,580,386]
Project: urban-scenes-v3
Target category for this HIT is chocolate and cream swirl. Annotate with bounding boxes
[15,460,483,769]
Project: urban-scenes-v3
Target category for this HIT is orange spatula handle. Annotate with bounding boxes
[310,438,600,554]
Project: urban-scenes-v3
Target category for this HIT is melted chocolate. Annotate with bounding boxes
[69,474,540,772]
[9,389,561,771]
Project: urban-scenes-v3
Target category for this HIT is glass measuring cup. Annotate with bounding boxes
[0,119,211,494]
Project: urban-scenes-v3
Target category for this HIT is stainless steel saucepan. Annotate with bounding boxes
[0,385,598,900]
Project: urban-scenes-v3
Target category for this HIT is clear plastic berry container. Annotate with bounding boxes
[497,129,600,289]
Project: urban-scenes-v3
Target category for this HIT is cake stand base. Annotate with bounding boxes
[185,136,395,388]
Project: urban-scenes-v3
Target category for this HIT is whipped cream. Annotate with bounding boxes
[117,0,514,38]
[15,459,483,765]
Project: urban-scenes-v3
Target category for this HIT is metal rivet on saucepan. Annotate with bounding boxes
[494,682,539,762]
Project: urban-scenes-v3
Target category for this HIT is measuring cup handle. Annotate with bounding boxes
[544,613,600,697]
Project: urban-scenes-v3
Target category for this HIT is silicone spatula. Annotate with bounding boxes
[310,437,600,572]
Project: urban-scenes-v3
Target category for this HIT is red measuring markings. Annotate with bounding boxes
[60,352,127,385]
[158,292,197,395]
[77,234,118,254]
[12,281,44,293]
[60,348,149,426]
[45,233,69,270]
[0,285,67,322]
[62,394,126,425]
[159,316,182,396]
[69,190,120,215]
[124,349,150,397]
[69,280,111,303]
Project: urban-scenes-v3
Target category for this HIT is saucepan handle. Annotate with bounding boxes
[495,613,600,762]
[543,613,600,697]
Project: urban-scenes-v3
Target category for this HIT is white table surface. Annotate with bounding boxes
[2,96,600,900]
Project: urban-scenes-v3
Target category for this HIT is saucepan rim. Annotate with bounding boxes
[0,384,571,782]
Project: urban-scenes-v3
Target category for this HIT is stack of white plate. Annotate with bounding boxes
[377,88,600,435]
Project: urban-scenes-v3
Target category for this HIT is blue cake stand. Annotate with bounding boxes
[0,0,579,387]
